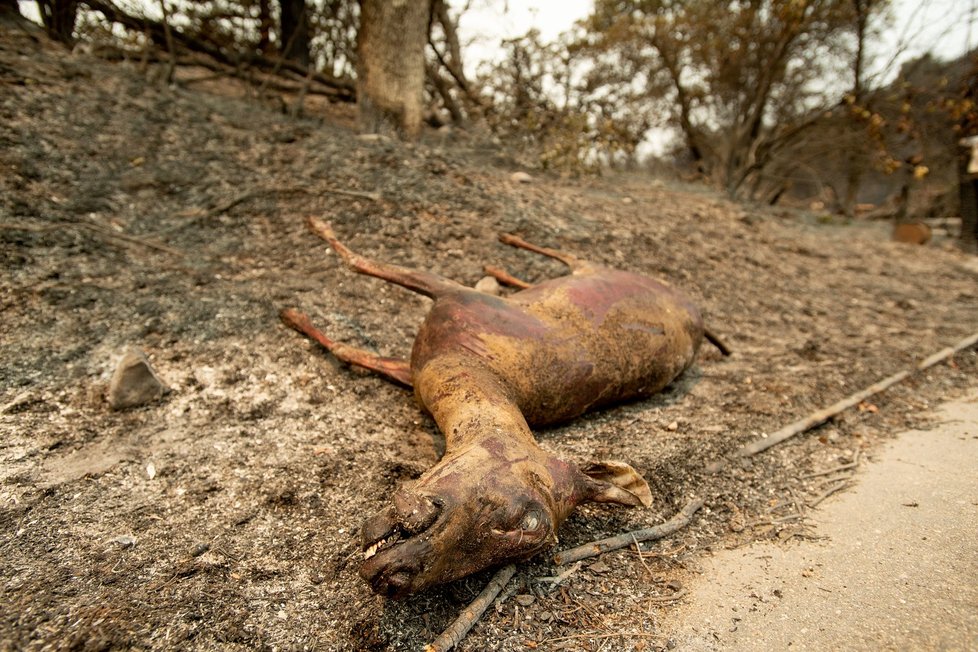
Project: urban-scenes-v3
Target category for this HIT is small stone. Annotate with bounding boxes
[666,421,679,431]
[515,593,535,607]
[109,534,137,548]
[107,348,166,409]
[474,276,501,295]
[191,543,210,557]
[510,171,533,184]
[146,462,157,479]
[622,197,634,204]
[588,560,611,574]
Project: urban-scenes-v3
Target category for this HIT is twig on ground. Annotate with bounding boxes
[3,220,183,257]
[735,369,910,457]
[630,534,656,580]
[542,631,666,645]
[534,561,582,587]
[285,184,382,203]
[553,498,705,566]
[634,542,687,559]
[809,479,852,508]
[316,186,382,202]
[202,184,381,221]
[424,564,516,652]
[731,331,978,458]
[646,587,687,603]
[75,220,183,256]
[803,450,861,479]
[748,512,805,527]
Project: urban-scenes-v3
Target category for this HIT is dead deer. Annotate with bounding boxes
[282,218,724,598]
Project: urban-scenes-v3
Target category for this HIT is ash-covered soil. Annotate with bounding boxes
[2,25,977,652]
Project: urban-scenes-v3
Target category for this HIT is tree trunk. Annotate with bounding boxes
[279,0,309,67]
[960,140,978,253]
[37,0,78,43]
[257,0,272,54]
[357,0,431,138]
[1,0,21,16]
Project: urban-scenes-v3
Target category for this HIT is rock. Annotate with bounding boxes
[474,276,501,295]
[515,593,536,607]
[510,171,533,184]
[357,133,389,143]
[108,534,136,548]
[107,348,167,409]
[588,560,611,574]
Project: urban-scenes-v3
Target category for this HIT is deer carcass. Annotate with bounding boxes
[282,218,722,598]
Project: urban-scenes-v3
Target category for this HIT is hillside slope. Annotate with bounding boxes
[2,26,976,651]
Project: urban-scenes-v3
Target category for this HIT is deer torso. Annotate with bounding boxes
[411,268,704,426]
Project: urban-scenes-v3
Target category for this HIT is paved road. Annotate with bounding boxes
[671,390,978,651]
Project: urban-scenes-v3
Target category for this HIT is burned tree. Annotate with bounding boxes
[279,0,309,66]
[37,0,78,43]
[356,0,431,137]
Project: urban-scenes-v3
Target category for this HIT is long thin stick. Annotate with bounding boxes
[73,221,183,257]
[424,564,517,652]
[733,331,978,458]
[553,498,705,566]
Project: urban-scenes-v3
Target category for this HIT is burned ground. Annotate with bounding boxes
[1,26,977,651]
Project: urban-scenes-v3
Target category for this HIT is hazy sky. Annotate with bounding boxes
[457,0,977,80]
[17,0,975,77]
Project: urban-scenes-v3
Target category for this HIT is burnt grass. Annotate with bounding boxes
[2,25,977,652]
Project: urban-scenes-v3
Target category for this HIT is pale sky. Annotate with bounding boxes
[455,0,977,80]
[17,0,976,78]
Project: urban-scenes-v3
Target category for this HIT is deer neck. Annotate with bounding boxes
[414,354,537,453]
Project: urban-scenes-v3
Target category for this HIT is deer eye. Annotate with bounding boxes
[519,509,543,532]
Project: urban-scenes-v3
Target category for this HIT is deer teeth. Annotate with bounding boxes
[363,534,399,560]
[364,542,380,560]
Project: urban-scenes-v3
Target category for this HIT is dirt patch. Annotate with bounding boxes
[668,390,978,651]
[2,27,977,651]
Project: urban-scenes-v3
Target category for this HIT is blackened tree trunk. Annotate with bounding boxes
[37,0,78,43]
[257,0,272,54]
[279,0,309,67]
[357,0,431,138]
[1,0,21,16]
[960,141,978,253]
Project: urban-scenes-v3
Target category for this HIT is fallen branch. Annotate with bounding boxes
[732,331,978,458]
[424,564,517,652]
[553,498,705,566]
[646,587,687,603]
[74,220,184,256]
[534,561,582,587]
[543,631,666,645]
[802,450,862,479]
[81,0,355,100]
[2,220,182,257]
[809,479,852,508]
[200,184,380,220]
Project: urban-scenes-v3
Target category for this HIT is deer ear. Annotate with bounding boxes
[581,461,653,508]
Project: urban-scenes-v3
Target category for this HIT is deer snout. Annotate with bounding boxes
[393,488,441,534]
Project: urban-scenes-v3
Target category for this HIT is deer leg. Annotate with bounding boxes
[281,309,413,388]
[498,233,595,274]
[308,217,464,299]
[704,327,732,357]
[483,265,532,289]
